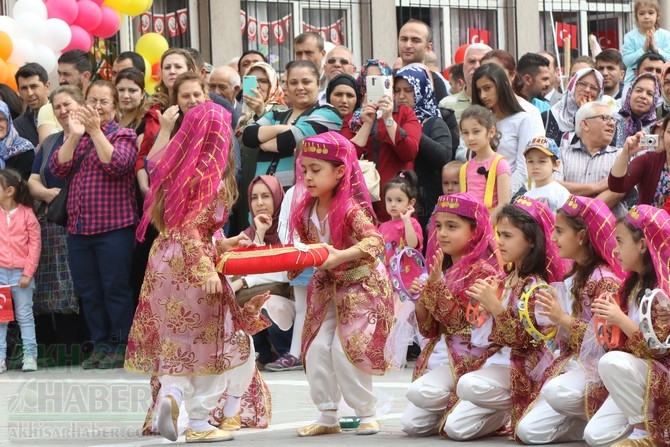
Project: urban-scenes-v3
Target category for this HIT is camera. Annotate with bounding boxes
[640,134,659,148]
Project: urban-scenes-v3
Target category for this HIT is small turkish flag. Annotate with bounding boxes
[468,28,490,45]
[593,30,619,50]
[0,285,13,323]
[556,22,578,49]
[259,22,270,45]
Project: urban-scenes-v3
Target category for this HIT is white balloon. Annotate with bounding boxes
[0,16,15,37]
[13,0,48,21]
[33,44,58,73]
[14,13,45,42]
[43,18,72,52]
[8,37,36,66]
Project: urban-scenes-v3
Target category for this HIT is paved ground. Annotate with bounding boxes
[0,364,587,446]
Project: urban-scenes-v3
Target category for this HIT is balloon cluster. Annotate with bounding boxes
[135,32,168,94]
[0,0,153,91]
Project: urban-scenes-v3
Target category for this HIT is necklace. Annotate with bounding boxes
[317,212,329,236]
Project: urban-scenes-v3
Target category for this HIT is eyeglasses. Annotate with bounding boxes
[584,114,615,124]
[86,98,113,107]
[326,57,351,66]
[576,80,601,94]
[256,78,271,85]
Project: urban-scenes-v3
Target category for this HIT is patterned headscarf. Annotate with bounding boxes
[350,59,393,133]
[137,102,232,241]
[237,61,286,129]
[426,193,503,292]
[513,195,570,283]
[550,68,604,133]
[625,205,670,293]
[618,72,659,139]
[290,131,375,249]
[393,63,440,123]
[243,175,285,245]
[560,195,624,278]
[0,101,34,169]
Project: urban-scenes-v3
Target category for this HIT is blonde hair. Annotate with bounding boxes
[635,0,661,29]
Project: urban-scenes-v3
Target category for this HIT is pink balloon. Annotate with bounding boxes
[90,5,120,39]
[46,0,79,25]
[88,0,105,5]
[63,25,92,52]
[73,0,102,32]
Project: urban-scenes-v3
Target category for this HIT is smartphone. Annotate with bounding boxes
[366,75,393,104]
[243,75,258,97]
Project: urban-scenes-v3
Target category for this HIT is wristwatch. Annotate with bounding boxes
[384,117,394,127]
[240,277,249,289]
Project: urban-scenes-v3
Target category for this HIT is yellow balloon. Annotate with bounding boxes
[122,0,152,16]
[135,32,169,63]
[103,0,131,13]
[145,77,157,95]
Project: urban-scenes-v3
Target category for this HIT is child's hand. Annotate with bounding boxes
[535,288,567,325]
[243,291,271,316]
[592,293,626,326]
[400,205,415,221]
[654,299,670,324]
[202,274,222,294]
[427,250,444,283]
[408,277,424,296]
[217,233,252,253]
[18,276,31,288]
[467,278,500,310]
[318,245,342,270]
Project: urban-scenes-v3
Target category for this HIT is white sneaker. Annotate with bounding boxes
[22,357,37,372]
[0,359,7,374]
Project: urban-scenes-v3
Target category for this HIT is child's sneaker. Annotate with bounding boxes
[264,353,302,371]
[0,359,6,374]
[22,357,37,372]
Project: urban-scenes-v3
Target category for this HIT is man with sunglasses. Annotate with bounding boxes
[324,46,356,83]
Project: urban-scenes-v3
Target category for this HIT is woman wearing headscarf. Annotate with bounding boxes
[543,68,609,148]
[394,63,452,231]
[349,59,422,222]
[0,100,35,179]
[612,72,660,148]
[656,62,670,119]
[237,61,286,134]
[327,73,362,137]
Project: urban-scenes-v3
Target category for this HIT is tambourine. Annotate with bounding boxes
[594,292,623,349]
[466,276,503,327]
[517,283,558,342]
[216,242,329,275]
[639,288,670,353]
[389,248,428,302]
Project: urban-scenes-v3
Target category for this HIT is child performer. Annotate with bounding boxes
[445,196,569,441]
[516,195,623,444]
[400,192,502,437]
[584,205,670,447]
[289,131,394,436]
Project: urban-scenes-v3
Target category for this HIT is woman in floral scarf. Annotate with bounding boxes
[0,100,34,179]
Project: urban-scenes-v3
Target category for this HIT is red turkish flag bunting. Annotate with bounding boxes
[153,13,165,36]
[468,28,490,45]
[177,9,188,34]
[240,11,246,34]
[259,22,270,45]
[272,20,285,44]
[140,12,152,35]
[166,12,178,37]
[247,17,257,41]
[556,22,578,49]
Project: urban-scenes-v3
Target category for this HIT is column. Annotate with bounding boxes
[362,0,397,64]
[210,0,243,67]
[514,0,541,55]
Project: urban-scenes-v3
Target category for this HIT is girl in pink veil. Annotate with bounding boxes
[289,131,394,437]
[584,205,670,447]
[516,195,623,444]
[126,102,269,443]
[446,196,569,441]
[400,192,503,437]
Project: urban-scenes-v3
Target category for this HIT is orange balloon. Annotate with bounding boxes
[0,59,8,85]
[4,61,19,91]
[0,31,12,61]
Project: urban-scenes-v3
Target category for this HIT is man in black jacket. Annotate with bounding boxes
[14,63,51,146]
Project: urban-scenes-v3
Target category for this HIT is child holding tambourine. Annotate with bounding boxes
[583,205,670,447]
[444,196,569,441]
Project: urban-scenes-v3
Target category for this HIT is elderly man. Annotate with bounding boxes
[556,101,627,217]
[439,43,492,120]
[208,66,242,114]
[319,45,356,104]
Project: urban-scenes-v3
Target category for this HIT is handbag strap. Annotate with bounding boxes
[39,132,63,184]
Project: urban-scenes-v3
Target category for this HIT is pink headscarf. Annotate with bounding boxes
[513,195,569,283]
[560,195,624,278]
[137,102,232,241]
[625,205,670,293]
[290,131,375,248]
[426,193,503,293]
[243,175,285,244]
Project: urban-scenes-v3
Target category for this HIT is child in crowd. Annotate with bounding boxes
[378,170,423,266]
[622,0,670,83]
[585,205,670,447]
[290,131,393,437]
[441,160,463,196]
[0,169,41,374]
[458,105,511,214]
[516,195,623,444]
[523,136,570,212]
[400,193,502,437]
[445,196,569,441]
[447,63,465,95]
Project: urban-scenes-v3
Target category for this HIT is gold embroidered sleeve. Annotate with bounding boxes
[490,309,532,347]
[238,312,272,335]
[349,208,384,259]
[421,279,465,332]
[568,319,588,353]
[626,316,670,360]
